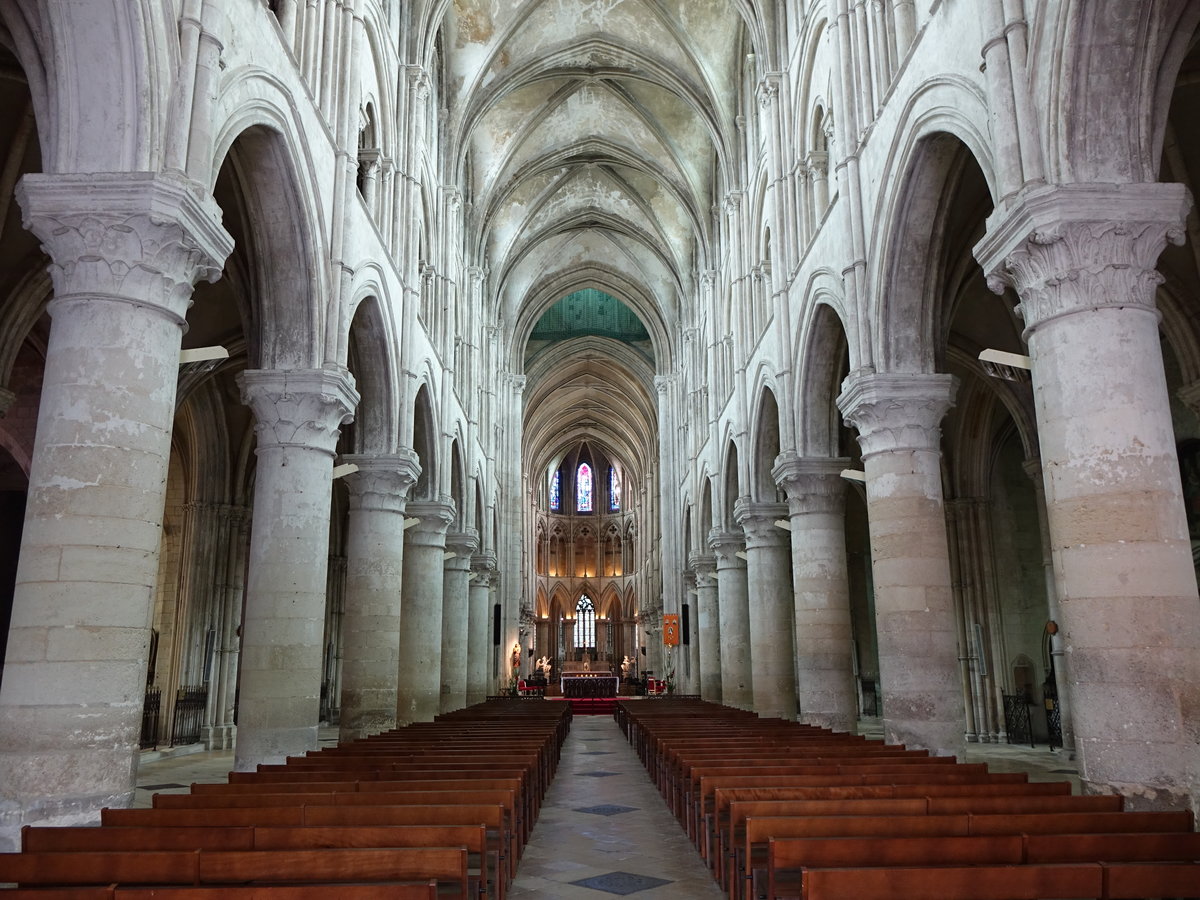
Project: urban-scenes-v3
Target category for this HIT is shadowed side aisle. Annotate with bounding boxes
[509,712,723,899]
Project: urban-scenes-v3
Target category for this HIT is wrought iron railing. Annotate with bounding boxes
[1002,692,1035,748]
[140,687,161,750]
[170,685,207,746]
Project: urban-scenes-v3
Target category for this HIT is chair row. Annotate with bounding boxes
[615,699,1199,900]
[1,699,573,899]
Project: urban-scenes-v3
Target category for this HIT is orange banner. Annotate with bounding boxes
[662,614,680,646]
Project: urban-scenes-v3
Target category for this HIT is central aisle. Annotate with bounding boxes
[510,711,722,898]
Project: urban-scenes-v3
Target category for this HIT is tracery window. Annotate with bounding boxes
[574,595,595,650]
[576,462,593,512]
[549,469,561,511]
[609,467,620,511]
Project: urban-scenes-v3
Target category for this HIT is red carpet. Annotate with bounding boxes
[565,698,617,716]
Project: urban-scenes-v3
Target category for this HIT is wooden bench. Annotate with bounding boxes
[787,862,1104,900]
[104,800,515,883]
[737,810,1196,900]
[22,823,502,900]
[765,832,1200,900]
[715,791,1123,890]
[0,847,469,897]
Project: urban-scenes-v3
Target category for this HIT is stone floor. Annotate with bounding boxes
[133,711,1081,898]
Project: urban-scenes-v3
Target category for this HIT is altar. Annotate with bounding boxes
[560,673,619,698]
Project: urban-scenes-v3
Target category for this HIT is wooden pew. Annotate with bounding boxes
[111,885,440,899]
[766,832,1200,900]
[787,863,1104,900]
[715,791,1123,890]
[150,787,525,855]
[0,847,469,898]
[738,810,1196,900]
[22,823,502,900]
[106,801,514,887]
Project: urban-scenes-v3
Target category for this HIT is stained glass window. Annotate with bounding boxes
[549,469,561,511]
[575,595,595,649]
[609,467,620,511]
[576,462,593,512]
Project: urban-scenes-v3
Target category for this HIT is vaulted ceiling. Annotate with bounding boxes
[438,0,748,503]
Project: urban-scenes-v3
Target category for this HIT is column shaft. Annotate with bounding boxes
[467,560,496,706]
[440,530,478,713]
[839,373,965,757]
[690,555,722,704]
[710,531,752,710]
[0,173,230,849]
[338,452,418,740]
[774,455,858,732]
[235,368,358,770]
[397,500,453,723]
[737,501,797,720]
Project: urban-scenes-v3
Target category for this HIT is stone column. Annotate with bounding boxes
[837,372,965,757]
[977,183,1200,811]
[773,453,859,732]
[709,530,753,710]
[467,558,496,706]
[234,368,358,771]
[736,500,797,720]
[396,499,454,724]
[337,451,419,741]
[689,553,722,703]
[0,173,231,848]
[440,529,479,714]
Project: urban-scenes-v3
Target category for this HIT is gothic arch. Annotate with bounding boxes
[873,127,996,374]
[345,295,397,454]
[209,119,325,370]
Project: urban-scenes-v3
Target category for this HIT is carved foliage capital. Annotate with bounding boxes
[342,449,421,513]
[239,368,359,457]
[772,452,849,514]
[837,373,957,458]
[735,500,789,548]
[707,528,746,565]
[976,183,1191,333]
[16,173,233,322]
[446,527,481,558]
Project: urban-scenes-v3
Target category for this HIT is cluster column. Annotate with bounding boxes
[397,499,455,724]
[736,500,798,719]
[838,372,965,757]
[773,453,858,732]
[688,553,721,703]
[235,368,358,770]
[709,530,753,710]
[338,451,420,740]
[441,529,479,713]
[0,173,231,848]
[977,183,1200,811]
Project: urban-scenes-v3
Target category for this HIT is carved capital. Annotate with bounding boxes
[975,183,1192,335]
[756,74,780,108]
[772,452,849,515]
[688,552,717,582]
[446,527,480,559]
[239,368,359,457]
[837,372,957,458]
[403,498,456,542]
[341,449,421,513]
[805,150,829,179]
[734,500,790,548]
[0,387,15,417]
[708,529,746,565]
[16,173,233,324]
